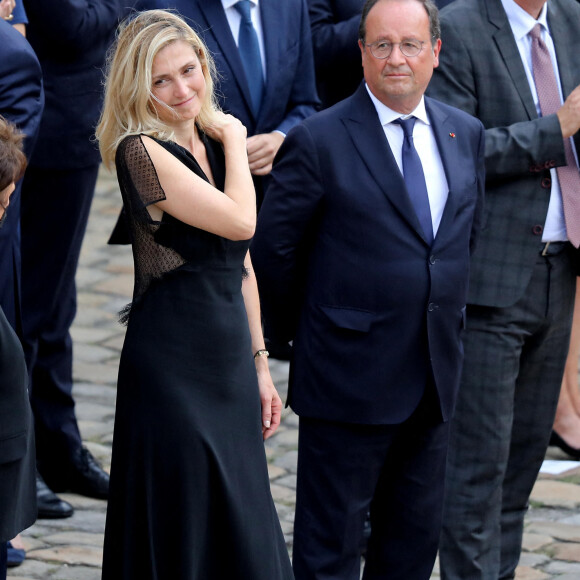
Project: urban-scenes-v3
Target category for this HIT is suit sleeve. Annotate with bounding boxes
[24,0,123,52]
[0,24,43,158]
[428,16,567,181]
[274,0,320,135]
[252,121,325,341]
[308,0,361,77]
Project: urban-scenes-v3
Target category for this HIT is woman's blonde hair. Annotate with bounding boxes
[96,9,220,168]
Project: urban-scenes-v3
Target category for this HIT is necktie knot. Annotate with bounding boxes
[394,116,417,140]
[529,23,542,43]
[235,0,252,23]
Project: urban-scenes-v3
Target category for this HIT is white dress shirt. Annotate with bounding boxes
[366,85,449,237]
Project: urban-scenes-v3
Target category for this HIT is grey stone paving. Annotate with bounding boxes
[9,168,580,579]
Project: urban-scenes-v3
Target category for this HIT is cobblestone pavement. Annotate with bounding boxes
[8,168,580,579]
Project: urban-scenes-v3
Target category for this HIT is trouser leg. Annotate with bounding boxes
[20,164,99,468]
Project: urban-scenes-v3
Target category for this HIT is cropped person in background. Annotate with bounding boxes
[0,116,36,580]
[428,0,580,576]
[20,0,125,516]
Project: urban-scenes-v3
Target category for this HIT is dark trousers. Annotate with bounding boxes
[439,247,577,580]
[0,542,6,580]
[20,164,99,470]
[0,182,23,332]
[292,386,449,580]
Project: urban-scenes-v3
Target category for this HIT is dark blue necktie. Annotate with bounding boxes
[234,0,264,116]
[394,117,433,244]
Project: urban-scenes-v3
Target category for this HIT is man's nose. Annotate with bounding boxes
[387,44,407,65]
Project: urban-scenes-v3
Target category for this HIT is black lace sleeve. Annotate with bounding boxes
[115,135,187,325]
[117,135,167,213]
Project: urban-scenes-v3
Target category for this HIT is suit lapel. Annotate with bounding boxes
[487,0,537,120]
[198,0,255,118]
[342,85,429,244]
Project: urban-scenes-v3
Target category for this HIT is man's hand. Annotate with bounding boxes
[247,131,285,176]
[557,84,580,139]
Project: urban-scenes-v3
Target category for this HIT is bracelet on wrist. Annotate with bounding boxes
[254,349,269,360]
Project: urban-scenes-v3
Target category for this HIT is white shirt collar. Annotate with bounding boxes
[365,83,430,127]
[500,0,549,41]
[222,0,259,10]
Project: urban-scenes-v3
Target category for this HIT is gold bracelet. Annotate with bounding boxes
[254,349,269,359]
[4,13,14,20]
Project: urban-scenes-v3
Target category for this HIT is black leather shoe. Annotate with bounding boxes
[36,471,74,519]
[43,447,109,500]
[550,430,580,460]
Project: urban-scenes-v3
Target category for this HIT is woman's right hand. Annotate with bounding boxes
[204,112,247,146]
[0,0,15,20]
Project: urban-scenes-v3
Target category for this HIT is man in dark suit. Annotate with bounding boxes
[19,0,124,515]
[151,0,318,200]
[253,0,484,577]
[0,18,43,331]
[427,0,580,577]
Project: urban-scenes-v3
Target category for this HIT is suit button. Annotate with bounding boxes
[532,225,543,236]
[541,177,551,189]
[429,255,437,265]
[428,303,439,312]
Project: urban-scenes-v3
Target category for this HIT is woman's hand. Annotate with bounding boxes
[0,0,15,20]
[256,360,283,440]
[205,111,247,146]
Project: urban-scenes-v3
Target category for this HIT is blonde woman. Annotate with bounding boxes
[97,11,292,579]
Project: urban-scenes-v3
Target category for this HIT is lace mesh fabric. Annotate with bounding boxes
[116,135,187,323]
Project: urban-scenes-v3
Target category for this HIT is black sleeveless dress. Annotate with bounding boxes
[101,134,293,580]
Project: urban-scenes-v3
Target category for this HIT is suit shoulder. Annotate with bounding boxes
[439,0,487,27]
[550,0,580,19]
[281,101,352,149]
[426,97,484,131]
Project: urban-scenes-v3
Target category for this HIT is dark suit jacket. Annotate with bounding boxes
[308,0,363,108]
[253,84,485,425]
[428,0,580,308]
[0,307,36,542]
[0,20,44,329]
[24,0,124,169]
[153,0,319,137]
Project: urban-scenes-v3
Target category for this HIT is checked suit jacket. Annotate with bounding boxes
[428,0,580,308]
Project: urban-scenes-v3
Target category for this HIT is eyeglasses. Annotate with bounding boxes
[363,39,428,59]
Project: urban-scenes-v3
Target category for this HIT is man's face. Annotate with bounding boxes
[359,0,441,114]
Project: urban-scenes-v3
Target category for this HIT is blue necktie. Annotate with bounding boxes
[394,117,433,244]
[234,0,264,116]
